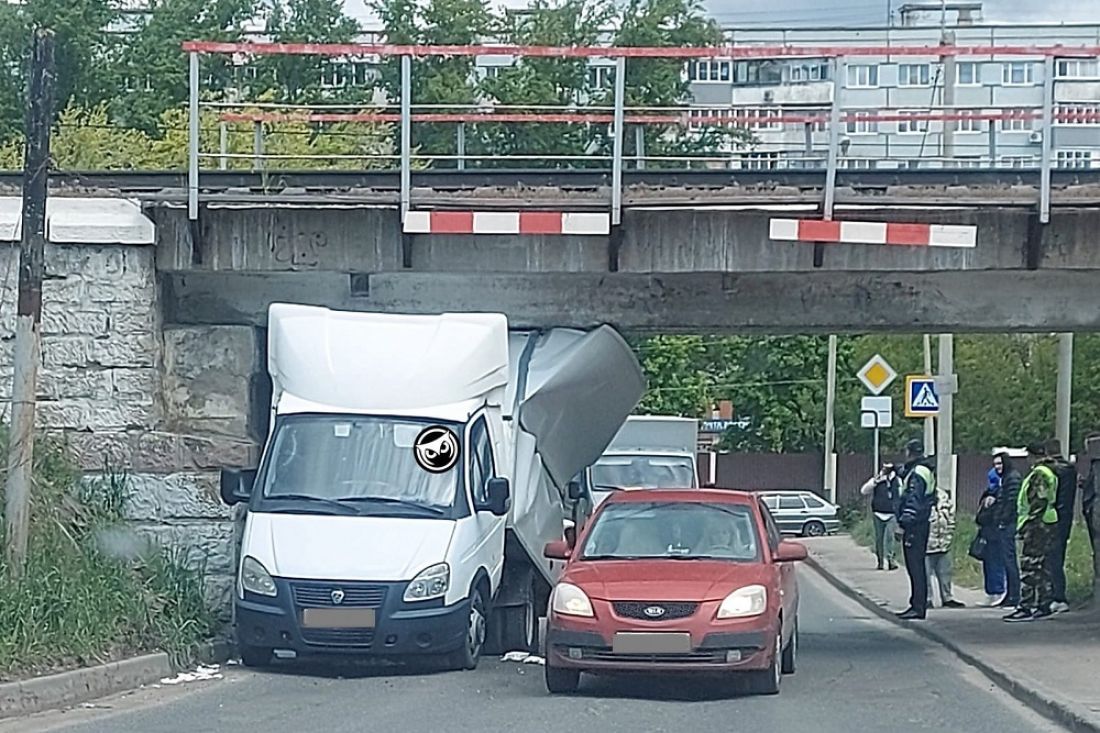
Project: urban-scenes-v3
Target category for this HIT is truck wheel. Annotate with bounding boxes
[545,661,580,694]
[239,645,272,668]
[447,586,487,671]
[501,579,538,654]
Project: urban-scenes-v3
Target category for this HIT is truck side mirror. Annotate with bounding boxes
[486,477,511,516]
[567,479,583,501]
[220,467,256,506]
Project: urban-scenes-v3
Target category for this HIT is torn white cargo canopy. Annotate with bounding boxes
[266,303,510,416]
[508,327,646,489]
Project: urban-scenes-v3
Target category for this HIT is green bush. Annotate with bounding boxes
[0,430,215,680]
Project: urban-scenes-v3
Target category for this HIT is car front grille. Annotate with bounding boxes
[300,628,376,647]
[290,583,387,609]
[611,601,699,621]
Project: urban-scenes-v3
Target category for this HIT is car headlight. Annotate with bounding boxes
[551,582,594,617]
[241,556,277,597]
[404,563,449,602]
[717,584,767,619]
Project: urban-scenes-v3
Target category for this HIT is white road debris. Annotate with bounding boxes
[501,651,545,665]
[157,664,224,686]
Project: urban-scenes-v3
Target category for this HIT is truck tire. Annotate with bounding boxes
[446,586,487,671]
[501,577,538,654]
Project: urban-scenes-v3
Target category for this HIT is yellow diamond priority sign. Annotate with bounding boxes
[857,354,897,395]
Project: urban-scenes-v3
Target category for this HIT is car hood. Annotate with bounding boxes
[564,559,773,602]
[245,512,456,581]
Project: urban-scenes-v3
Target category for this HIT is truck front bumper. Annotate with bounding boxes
[234,578,469,657]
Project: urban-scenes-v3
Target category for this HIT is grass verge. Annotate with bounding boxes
[0,429,216,681]
[838,499,1095,604]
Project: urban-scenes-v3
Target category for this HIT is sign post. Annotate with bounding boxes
[861,396,893,470]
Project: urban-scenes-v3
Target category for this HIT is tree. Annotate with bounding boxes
[112,0,257,134]
[630,335,713,417]
[371,0,496,163]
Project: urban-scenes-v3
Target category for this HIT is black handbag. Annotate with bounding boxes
[967,534,988,560]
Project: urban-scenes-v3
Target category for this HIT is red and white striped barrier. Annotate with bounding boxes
[403,210,610,235]
[768,218,976,248]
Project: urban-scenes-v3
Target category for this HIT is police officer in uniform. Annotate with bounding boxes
[895,439,938,621]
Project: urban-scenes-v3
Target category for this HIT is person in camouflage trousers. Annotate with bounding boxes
[1004,442,1060,622]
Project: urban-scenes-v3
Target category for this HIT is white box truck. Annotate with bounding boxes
[218,304,644,670]
[587,415,700,506]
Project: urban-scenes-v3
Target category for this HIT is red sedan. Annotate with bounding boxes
[542,489,808,695]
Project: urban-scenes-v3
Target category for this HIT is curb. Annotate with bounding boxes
[0,639,235,721]
[806,554,1100,733]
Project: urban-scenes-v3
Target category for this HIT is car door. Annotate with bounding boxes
[759,501,796,637]
[775,495,808,535]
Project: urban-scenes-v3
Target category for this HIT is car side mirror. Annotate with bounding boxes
[567,479,584,501]
[486,477,511,516]
[544,539,572,560]
[220,467,256,506]
[775,539,808,563]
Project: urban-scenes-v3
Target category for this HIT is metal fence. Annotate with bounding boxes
[182,40,1100,229]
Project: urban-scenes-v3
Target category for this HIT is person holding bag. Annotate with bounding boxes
[974,467,1005,606]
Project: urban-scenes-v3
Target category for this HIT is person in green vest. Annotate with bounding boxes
[1004,442,1060,622]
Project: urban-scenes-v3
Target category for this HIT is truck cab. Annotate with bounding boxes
[590,415,700,506]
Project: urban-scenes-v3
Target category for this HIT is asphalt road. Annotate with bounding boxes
[0,567,1065,733]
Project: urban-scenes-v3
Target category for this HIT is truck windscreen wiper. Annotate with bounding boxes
[265,494,359,515]
[332,496,446,516]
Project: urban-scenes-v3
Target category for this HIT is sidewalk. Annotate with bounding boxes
[806,534,1100,733]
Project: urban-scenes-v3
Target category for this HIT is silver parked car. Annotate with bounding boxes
[758,490,840,537]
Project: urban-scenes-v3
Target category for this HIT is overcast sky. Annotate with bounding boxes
[342,0,1098,28]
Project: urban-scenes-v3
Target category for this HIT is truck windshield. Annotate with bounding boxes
[592,455,696,490]
[580,501,760,562]
[258,415,461,515]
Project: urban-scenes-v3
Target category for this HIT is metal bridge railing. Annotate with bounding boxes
[183,41,1100,231]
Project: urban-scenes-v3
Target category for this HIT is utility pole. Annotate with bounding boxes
[5,28,55,579]
[940,2,956,164]
[936,334,955,506]
[1056,333,1073,458]
[823,334,838,504]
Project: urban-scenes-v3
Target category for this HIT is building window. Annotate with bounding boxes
[999,110,1033,132]
[1056,150,1095,169]
[955,110,983,133]
[738,152,779,170]
[788,62,829,83]
[898,63,931,87]
[689,60,731,83]
[587,65,614,90]
[841,157,875,169]
[957,62,980,86]
[1002,62,1035,86]
[846,64,879,88]
[1055,59,1099,79]
[1000,155,1035,168]
[845,110,877,134]
[1054,103,1100,126]
[742,107,782,130]
[897,110,929,134]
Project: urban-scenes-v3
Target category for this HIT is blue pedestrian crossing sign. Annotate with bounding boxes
[905,375,940,417]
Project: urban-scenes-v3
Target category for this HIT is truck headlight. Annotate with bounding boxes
[404,563,449,602]
[551,582,594,617]
[241,556,277,597]
[717,584,767,619]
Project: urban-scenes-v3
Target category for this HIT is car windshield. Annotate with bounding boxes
[591,455,696,490]
[579,501,760,561]
[258,415,461,514]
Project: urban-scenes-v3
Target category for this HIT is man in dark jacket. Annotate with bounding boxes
[1044,438,1077,613]
[1082,435,1100,603]
[895,439,937,620]
[990,451,1022,608]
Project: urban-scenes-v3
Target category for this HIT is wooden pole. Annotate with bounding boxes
[5,28,55,579]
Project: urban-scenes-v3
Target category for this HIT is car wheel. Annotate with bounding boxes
[781,616,797,674]
[747,629,782,695]
[545,660,581,694]
[239,645,272,668]
[803,520,826,537]
[447,586,487,671]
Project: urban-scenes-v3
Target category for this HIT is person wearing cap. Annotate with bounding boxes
[894,438,938,620]
[1005,442,1059,622]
